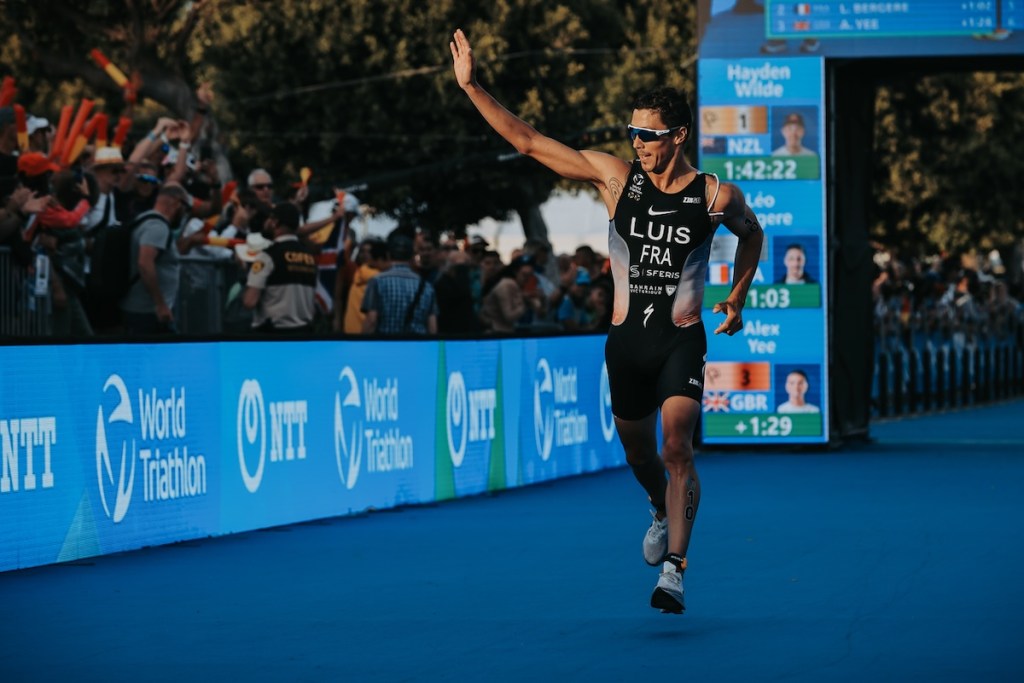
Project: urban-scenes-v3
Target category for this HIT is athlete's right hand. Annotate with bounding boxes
[712,299,744,336]
[450,29,476,90]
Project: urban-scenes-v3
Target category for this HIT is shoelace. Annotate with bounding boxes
[649,512,667,538]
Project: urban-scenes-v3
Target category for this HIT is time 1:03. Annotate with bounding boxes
[743,416,793,436]
[722,158,797,181]
[747,286,791,309]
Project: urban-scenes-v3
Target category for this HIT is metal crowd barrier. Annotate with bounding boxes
[872,319,1024,417]
[0,247,51,337]
[8,246,1024,420]
[176,256,245,335]
[0,249,240,338]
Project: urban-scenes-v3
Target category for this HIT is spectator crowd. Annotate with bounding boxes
[3,90,1021,343]
[0,94,615,338]
[871,245,1024,353]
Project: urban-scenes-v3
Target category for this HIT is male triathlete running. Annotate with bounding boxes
[451,29,763,614]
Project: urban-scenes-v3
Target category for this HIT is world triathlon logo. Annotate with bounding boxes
[95,374,136,524]
[599,362,615,443]
[236,379,266,493]
[534,359,555,461]
[334,367,363,490]
[446,371,468,468]
[99,374,206,518]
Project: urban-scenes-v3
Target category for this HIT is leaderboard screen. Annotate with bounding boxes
[698,0,1024,59]
[698,57,828,444]
[766,0,1024,39]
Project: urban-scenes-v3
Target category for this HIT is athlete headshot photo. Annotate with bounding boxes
[771,108,818,157]
[451,28,764,615]
[776,366,821,414]
[774,239,818,285]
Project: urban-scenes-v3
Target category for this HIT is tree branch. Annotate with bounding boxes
[49,5,111,39]
[21,35,124,98]
[125,0,145,66]
[135,64,197,116]
[173,0,206,64]
[154,0,179,24]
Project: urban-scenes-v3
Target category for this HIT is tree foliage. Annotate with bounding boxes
[193,0,642,236]
[871,71,1024,256]
[2,0,1021,251]
[0,0,207,116]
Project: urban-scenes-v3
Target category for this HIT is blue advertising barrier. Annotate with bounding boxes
[0,336,624,572]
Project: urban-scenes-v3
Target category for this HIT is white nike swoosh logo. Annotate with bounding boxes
[648,207,677,216]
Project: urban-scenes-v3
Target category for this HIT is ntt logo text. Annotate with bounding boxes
[1,415,56,495]
[236,379,308,493]
[445,370,496,468]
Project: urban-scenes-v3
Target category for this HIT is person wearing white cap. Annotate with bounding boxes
[233,231,274,264]
[221,221,274,333]
[26,115,52,153]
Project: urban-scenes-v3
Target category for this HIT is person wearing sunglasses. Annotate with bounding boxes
[451,29,764,615]
[247,168,275,206]
[113,161,163,225]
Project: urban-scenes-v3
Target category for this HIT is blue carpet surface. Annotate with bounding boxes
[2,400,1022,681]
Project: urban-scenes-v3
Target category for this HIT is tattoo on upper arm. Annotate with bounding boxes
[724,202,762,238]
[608,177,623,204]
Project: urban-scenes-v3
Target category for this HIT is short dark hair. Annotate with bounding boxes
[236,186,258,208]
[158,183,190,203]
[249,205,271,234]
[270,201,301,231]
[415,230,438,248]
[363,239,388,261]
[386,229,415,261]
[523,237,549,252]
[630,87,693,130]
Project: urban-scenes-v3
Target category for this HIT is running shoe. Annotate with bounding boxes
[642,510,668,566]
[650,562,685,614]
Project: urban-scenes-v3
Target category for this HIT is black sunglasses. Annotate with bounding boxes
[627,125,682,143]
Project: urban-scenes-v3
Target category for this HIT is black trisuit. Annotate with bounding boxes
[605,161,721,420]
